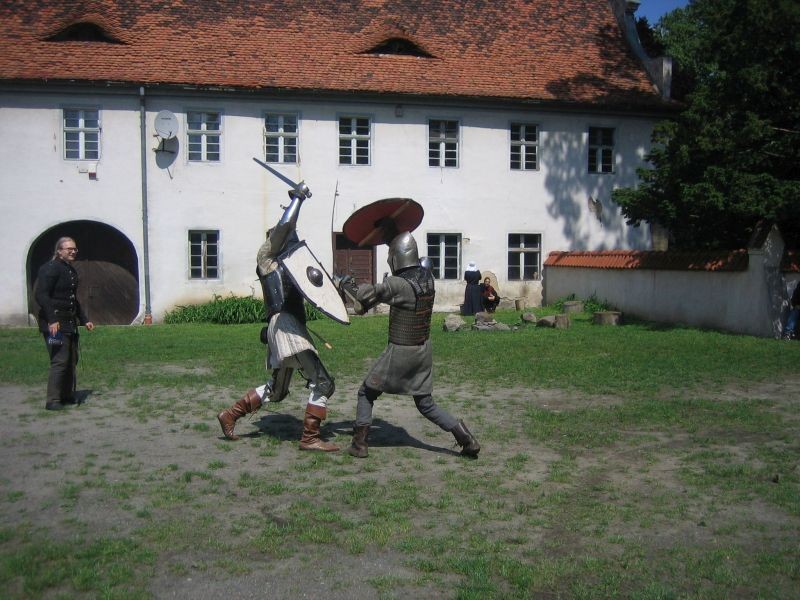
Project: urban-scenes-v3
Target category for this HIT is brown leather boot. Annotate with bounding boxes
[347,424,370,458]
[299,404,339,452]
[217,388,262,440]
[451,420,480,458]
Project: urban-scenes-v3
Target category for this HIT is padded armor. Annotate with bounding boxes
[388,267,435,345]
[259,263,306,323]
[296,350,336,398]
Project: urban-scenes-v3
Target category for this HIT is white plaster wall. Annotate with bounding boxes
[2,88,656,324]
[543,234,788,338]
[1,91,144,324]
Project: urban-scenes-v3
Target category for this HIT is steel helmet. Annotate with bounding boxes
[387,232,419,274]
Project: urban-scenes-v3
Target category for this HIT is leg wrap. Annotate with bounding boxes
[355,383,380,427]
[259,367,293,403]
[414,394,458,431]
[295,349,334,410]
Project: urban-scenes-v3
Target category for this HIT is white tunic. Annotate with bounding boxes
[266,311,317,368]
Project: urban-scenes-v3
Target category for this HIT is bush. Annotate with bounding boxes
[552,293,615,314]
[583,293,615,314]
[164,294,265,324]
[164,294,324,325]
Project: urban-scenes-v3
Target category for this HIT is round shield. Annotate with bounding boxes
[343,198,424,247]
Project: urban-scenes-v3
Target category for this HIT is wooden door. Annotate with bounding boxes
[73,261,139,325]
[333,234,374,296]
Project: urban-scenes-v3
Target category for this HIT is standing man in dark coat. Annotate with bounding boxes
[35,237,94,410]
[339,232,480,459]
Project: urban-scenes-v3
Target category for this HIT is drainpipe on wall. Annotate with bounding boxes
[139,86,153,324]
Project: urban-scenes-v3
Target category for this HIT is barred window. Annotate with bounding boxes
[63,108,100,160]
[189,230,219,279]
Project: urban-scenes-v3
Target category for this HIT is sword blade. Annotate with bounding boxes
[252,157,302,190]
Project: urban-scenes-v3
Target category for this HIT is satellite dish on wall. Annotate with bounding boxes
[154,110,179,139]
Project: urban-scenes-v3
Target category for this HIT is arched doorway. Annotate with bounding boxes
[28,221,139,325]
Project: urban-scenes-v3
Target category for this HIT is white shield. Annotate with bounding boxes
[279,242,349,325]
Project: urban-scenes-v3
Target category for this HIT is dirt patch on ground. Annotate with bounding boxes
[1,375,799,598]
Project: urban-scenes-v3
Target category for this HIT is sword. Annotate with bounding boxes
[306,325,333,350]
[252,157,311,200]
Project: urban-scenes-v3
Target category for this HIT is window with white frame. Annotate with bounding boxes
[63,108,100,160]
[510,123,538,170]
[189,230,219,279]
[507,233,541,280]
[588,126,614,173]
[428,119,459,167]
[426,233,461,279]
[187,111,221,162]
[338,116,370,165]
[264,113,298,163]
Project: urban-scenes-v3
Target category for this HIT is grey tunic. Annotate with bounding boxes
[357,276,433,395]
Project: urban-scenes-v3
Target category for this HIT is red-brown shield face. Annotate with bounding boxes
[342,198,424,247]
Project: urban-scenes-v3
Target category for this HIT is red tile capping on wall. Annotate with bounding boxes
[543,249,749,272]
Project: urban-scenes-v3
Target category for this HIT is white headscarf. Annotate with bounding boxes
[466,261,478,272]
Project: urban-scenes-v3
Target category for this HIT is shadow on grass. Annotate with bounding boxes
[74,388,94,405]
[342,418,460,456]
[622,316,765,337]
[235,413,458,456]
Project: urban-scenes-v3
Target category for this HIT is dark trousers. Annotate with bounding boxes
[355,383,458,431]
[43,332,77,403]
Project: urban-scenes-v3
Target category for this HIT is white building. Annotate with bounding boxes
[0,0,673,324]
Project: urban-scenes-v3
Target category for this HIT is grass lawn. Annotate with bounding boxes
[1,310,799,599]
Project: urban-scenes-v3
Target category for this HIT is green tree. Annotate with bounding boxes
[614,0,800,249]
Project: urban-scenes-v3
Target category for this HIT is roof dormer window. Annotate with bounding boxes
[365,37,432,58]
[46,22,123,44]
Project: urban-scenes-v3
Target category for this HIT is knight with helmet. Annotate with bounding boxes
[338,199,480,459]
[217,162,349,451]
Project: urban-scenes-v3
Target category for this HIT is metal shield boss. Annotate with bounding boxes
[278,242,350,325]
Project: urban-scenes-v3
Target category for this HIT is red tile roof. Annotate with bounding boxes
[0,0,669,110]
[544,250,750,271]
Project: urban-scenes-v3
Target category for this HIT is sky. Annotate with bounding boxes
[636,0,690,24]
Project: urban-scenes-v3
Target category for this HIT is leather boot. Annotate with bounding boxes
[217,388,262,440]
[299,404,339,452]
[347,424,370,458]
[451,420,480,458]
